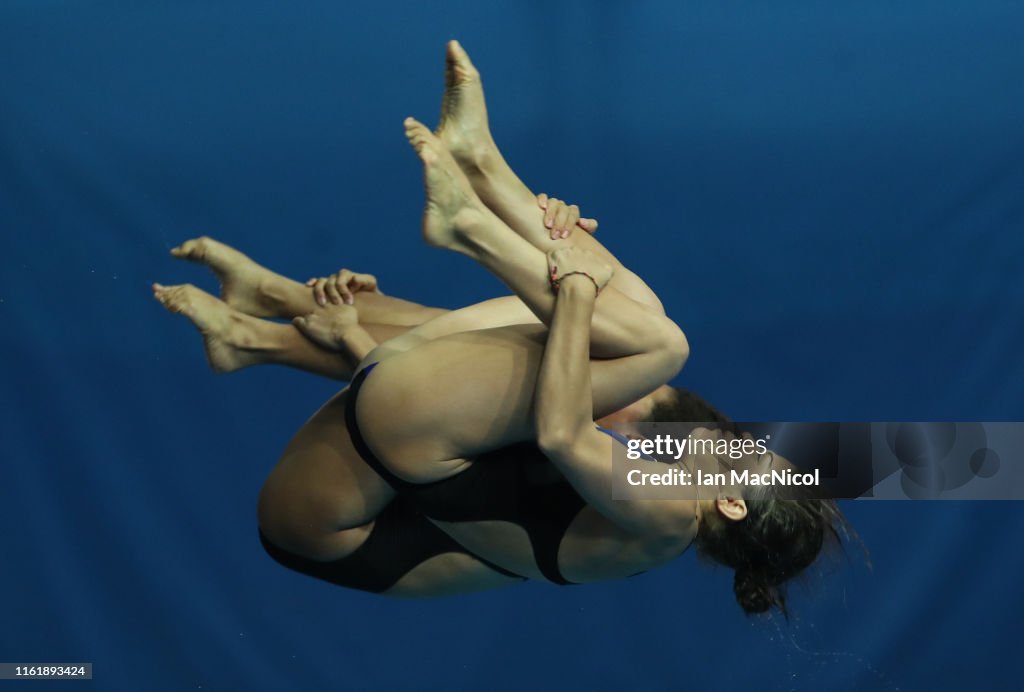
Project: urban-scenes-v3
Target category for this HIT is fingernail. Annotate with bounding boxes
[345,297,354,305]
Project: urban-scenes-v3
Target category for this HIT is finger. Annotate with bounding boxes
[293,315,315,338]
[565,204,580,227]
[313,278,328,306]
[544,198,560,229]
[352,272,378,294]
[295,312,321,329]
[554,205,570,237]
[324,276,343,305]
[561,205,580,239]
[305,278,316,286]
[537,193,549,210]
[577,218,599,234]
[336,270,355,305]
[546,199,565,238]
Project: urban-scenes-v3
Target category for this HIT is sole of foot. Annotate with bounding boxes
[404,117,486,250]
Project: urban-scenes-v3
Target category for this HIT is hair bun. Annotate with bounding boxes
[734,568,775,614]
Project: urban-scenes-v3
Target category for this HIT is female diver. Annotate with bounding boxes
[154,41,846,615]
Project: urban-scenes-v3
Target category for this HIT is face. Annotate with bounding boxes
[689,427,796,523]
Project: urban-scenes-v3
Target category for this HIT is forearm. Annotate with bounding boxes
[534,278,620,520]
[534,278,687,535]
[338,325,380,364]
[535,278,600,447]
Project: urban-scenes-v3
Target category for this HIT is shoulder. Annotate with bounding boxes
[560,506,695,582]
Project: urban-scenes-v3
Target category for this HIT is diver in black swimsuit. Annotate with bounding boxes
[156,41,848,614]
[256,343,731,593]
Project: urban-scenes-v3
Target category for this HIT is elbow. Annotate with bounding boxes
[659,321,690,375]
[671,325,690,366]
[537,425,579,457]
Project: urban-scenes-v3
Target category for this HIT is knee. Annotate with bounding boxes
[257,452,384,561]
[256,466,316,554]
[256,473,290,546]
[258,490,372,563]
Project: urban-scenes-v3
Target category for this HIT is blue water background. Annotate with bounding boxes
[1,2,1022,690]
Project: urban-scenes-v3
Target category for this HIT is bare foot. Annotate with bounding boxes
[292,305,358,351]
[170,237,280,318]
[153,283,263,373]
[435,40,495,167]
[404,117,486,249]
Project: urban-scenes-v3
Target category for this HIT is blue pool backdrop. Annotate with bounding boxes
[1,2,1022,690]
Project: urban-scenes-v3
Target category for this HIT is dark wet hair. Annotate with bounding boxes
[646,386,737,433]
[643,387,851,616]
[696,486,847,616]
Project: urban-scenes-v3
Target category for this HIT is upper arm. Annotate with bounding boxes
[542,428,694,539]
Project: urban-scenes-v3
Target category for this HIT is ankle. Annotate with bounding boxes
[221,312,263,351]
[450,210,499,260]
[456,139,500,176]
[258,276,307,318]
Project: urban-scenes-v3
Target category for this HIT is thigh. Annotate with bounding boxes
[355,325,544,480]
[260,496,523,596]
[360,295,538,364]
[403,295,539,340]
[257,389,397,559]
[354,325,668,482]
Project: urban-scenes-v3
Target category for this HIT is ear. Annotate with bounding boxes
[716,495,748,522]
